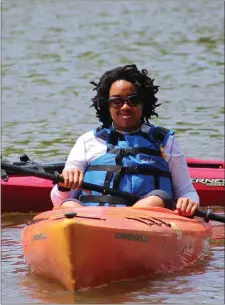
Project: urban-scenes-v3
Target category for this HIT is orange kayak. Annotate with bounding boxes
[21,206,212,291]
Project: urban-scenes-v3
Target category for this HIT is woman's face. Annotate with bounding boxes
[109,80,143,132]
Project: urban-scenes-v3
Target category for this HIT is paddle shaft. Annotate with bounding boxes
[194,209,225,223]
[1,162,139,203]
[1,161,225,223]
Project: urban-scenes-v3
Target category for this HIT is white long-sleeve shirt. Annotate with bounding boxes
[51,125,199,207]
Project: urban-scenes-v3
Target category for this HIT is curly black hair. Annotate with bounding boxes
[90,64,160,127]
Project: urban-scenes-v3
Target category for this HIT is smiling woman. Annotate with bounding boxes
[50,64,200,217]
[108,80,143,132]
[90,65,160,128]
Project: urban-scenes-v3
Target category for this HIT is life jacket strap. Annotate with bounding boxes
[103,171,114,188]
[96,127,125,145]
[107,147,161,156]
[112,167,171,189]
[113,168,124,189]
[79,195,130,206]
[86,165,171,177]
[108,147,161,166]
[155,176,160,189]
[108,130,125,145]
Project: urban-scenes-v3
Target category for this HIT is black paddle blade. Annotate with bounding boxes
[1,161,63,184]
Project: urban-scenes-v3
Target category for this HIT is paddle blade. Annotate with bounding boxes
[1,161,63,184]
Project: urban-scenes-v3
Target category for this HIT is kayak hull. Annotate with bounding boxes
[2,158,224,212]
[22,206,212,291]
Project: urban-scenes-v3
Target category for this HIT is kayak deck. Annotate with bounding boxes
[22,206,212,291]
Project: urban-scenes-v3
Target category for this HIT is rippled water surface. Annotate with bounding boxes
[1,0,224,304]
[2,0,224,161]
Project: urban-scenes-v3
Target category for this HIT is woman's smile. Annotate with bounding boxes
[119,113,133,118]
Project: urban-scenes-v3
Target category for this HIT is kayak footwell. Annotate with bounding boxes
[22,207,212,291]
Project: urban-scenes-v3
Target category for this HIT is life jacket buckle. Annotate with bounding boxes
[120,148,125,156]
[102,188,107,194]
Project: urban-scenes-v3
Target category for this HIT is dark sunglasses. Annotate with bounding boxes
[108,94,141,109]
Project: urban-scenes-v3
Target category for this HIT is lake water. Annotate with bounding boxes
[1,0,224,304]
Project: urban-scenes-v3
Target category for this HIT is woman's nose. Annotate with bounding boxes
[120,101,131,109]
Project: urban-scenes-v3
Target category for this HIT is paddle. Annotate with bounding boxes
[1,161,225,223]
[1,161,139,203]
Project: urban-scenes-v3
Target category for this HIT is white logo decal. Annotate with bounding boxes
[140,157,155,164]
[192,178,225,187]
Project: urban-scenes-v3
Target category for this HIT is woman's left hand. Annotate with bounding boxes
[175,198,198,217]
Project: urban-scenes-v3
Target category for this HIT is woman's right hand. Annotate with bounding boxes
[59,169,84,189]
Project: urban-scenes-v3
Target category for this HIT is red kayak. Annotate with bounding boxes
[1,158,224,213]
[186,158,224,208]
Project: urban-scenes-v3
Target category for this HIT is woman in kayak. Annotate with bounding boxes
[51,64,199,216]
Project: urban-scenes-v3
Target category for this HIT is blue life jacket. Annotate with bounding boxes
[76,124,174,206]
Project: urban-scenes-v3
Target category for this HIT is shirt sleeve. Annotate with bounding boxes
[50,136,87,207]
[65,136,88,171]
[50,185,73,207]
[164,136,200,204]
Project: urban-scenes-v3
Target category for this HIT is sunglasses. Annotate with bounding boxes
[108,94,141,109]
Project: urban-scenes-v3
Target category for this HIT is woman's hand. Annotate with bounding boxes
[59,169,84,189]
[175,198,198,217]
